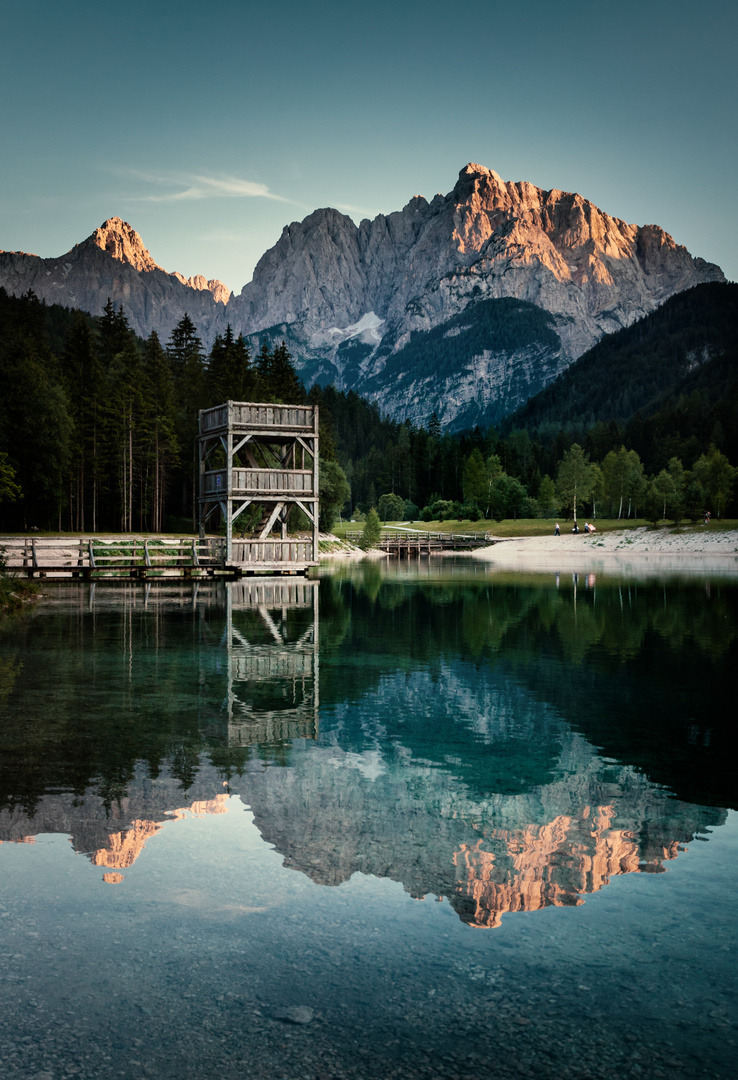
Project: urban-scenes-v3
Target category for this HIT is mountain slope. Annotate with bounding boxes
[507,282,738,433]
[358,297,566,432]
[227,164,726,427]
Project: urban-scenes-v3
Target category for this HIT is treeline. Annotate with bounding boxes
[309,384,737,523]
[0,288,305,532]
[1,287,736,534]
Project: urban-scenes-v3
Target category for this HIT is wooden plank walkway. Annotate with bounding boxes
[0,537,227,580]
[0,536,315,580]
[343,530,494,556]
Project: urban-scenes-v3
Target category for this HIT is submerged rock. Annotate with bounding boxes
[270,1005,315,1025]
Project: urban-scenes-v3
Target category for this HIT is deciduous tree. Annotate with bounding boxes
[360,507,382,550]
[556,444,597,523]
[377,492,405,521]
[692,445,736,518]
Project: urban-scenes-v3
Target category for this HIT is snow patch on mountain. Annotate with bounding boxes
[336,310,384,340]
[312,310,385,348]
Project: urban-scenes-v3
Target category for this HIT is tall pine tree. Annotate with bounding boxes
[167,314,206,525]
[207,325,255,404]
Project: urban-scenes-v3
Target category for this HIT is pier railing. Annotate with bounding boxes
[1,537,226,579]
[232,539,313,566]
[343,530,493,552]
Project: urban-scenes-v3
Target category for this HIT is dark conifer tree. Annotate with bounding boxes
[270,341,305,404]
[98,298,132,371]
[207,325,255,404]
[255,341,274,400]
[142,331,179,532]
[63,314,106,531]
[167,314,206,525]
[109,332,145,532]
[0,325,72,530]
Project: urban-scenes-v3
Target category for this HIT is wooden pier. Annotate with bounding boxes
[0,535,319,580]
[0,536,230,580]
[344,530,494,556]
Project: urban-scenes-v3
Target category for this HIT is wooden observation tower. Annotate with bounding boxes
[198,401,319,575]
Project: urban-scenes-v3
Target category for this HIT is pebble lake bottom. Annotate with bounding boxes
[0,563,736,1080]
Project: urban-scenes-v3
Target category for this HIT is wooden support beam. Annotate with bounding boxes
[231,497,254,525]
[293,498,316,524]
[295,436,315,459]
[258,501,284,540]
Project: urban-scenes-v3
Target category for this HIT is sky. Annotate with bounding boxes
[2,0,736,294]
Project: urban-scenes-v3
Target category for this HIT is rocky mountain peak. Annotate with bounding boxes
[171,272,231,305]
[402,195,430,212]
[83,217,230,303]
[454,162,504,195]
[84,217,163,273]
[0,163,726,432]
[459,162,502,182]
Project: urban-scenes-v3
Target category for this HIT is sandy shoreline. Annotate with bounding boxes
[319,526,738,578]
[470,526,738,577]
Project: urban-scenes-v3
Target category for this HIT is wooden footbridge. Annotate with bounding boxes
[0,535,317,580]
[1,536,231,580]
[344,530,494,556]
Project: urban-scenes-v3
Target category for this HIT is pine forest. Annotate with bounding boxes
[0,284,736,535]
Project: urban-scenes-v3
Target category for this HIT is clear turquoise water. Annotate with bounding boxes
[0,564,736,1080]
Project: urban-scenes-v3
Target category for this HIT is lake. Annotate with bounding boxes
[0,560,736,1080]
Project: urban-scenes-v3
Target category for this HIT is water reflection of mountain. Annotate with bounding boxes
[318,569,738,808]
[0,763,232,877]
[0,723,724,929]
[240,667,726,927]
[0,572,733,927]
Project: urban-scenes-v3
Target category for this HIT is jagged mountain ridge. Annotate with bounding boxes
[0,165,724,428]
[0,217,230,344]
[89,217,232,303]
[235,164,722,348]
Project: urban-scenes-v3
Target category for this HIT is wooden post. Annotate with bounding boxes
[226,401,233,565]
[198,409,206,540]
[312,406,320,563]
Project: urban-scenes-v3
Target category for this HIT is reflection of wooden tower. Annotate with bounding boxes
[198,402,319,574]
[224,580,319,746]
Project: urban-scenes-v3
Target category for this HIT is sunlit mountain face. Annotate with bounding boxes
[0,165,725,430]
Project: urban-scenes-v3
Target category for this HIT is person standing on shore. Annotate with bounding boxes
[555,523,560,536]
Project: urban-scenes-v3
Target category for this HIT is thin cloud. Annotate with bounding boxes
[112,166,301,206]
[335,201,379,219]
